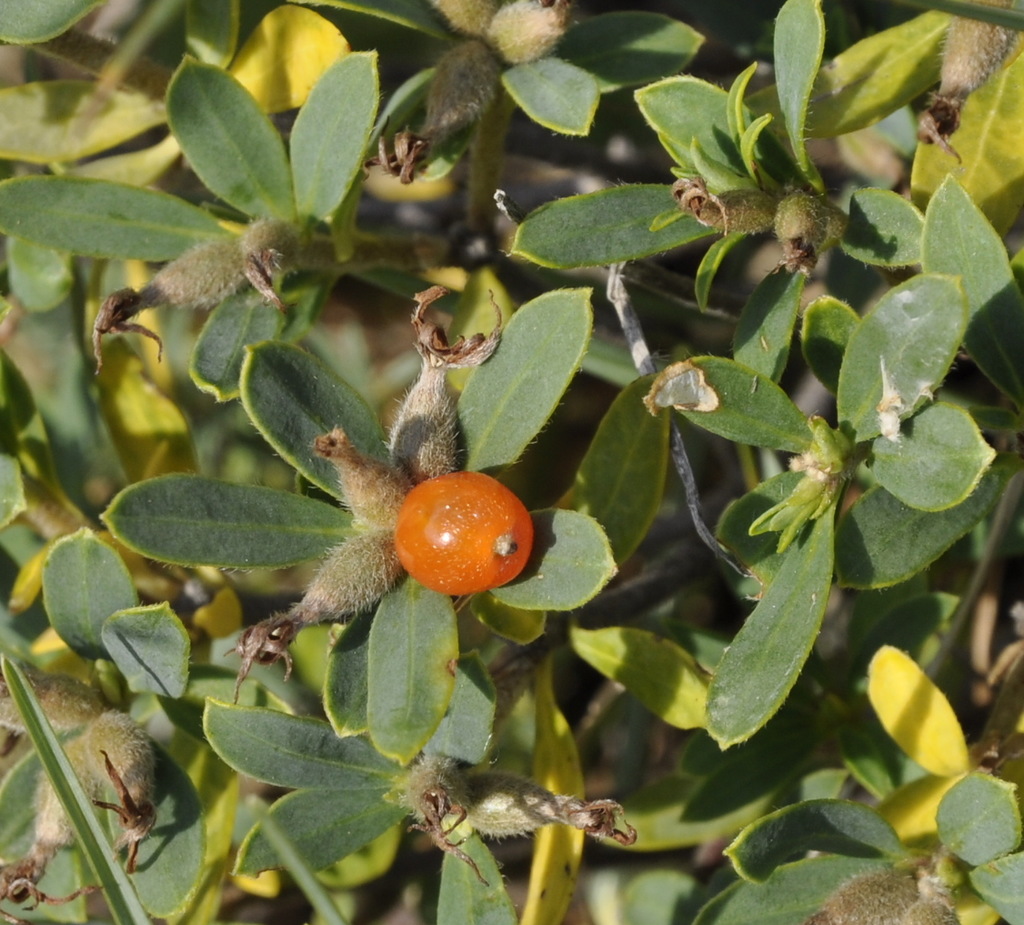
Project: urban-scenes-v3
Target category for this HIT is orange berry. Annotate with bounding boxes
[394,471,534,595]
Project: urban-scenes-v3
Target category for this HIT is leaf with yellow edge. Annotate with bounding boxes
[868,646,970,778]
[96,339,197,482]
[521,657,584,925]
[571,625,708,729]
[876,774,960,843]
[230,6,349,113]
[912,49,1024,235]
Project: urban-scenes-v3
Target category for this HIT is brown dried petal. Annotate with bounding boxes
[411,285,501,368]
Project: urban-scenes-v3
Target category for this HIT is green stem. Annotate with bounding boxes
[466,87,515,234]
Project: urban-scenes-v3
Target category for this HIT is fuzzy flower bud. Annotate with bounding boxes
[430,0,498,37]
[773,189,848,274]
[486,0,572,65]
[672,177,778,235]
[803,870,924,925]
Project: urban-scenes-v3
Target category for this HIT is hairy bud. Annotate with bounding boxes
[772,189,848,274]
[486,0,572,65]
[430,0,498,37]
[673,178,778,234]
[803,870,931,925]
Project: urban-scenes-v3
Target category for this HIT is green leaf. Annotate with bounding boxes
[623,871,703,925]
[0,177,231,260]
[707,512,834,746]
[204,700,400,790]
[572,376,669,563]
[502,58,599,136]
[801,296,859,394]
[241,341,386,497]
[0,82,166,164]
[842,189,923,267]
[423,654,496,767]
[693,856,893,925]
[132,744,206,917]
[186,0,239,65]
[695,232,744,311]
[101,604,190,698]
[836,274,967,442]
[367,580,458,764]
[42,529,137,660]
[922,175,1024,405]
[7,236,72,313]
[1,659,151,925]
[459,288,591,471]
[438,834,517,923]
[913,47,1024,236]
[471,594,546,644]
[290,0,448,37]
[871,401,995,511]
[189,294,284,400]
[733,270,805,382]
[727,799,903,883]
[0,455,25,529]
[324,609,373,736]
[557,12,703,91]
[938,773,1021,866]
[718,471,803,584]
[491,510,616,611]
[838,720,918,800]
[236,786,406,875]
[653,357,813,453]
[291,53,379,222]
[0,0,103,42]
[836,454,1019,588]
[750,11,947,138]
[971,851,1024,924]
[103,475,351,568]
[773,0,824,186]
[510,185,713,269]
[570,625,708,729]
[167,58,295,220]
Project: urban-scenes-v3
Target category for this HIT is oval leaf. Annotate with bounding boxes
[511,185,713,269]
[323,609,373,737]
[842,189,923,267]
[836,274,967,442]
[0,0,103,42]
[0,455,25,529]
[103,475,351,568]
[503,57,599,136]
[7,236,73,312]
[727,799,903,883]
[42,529,137,660]
[204,700,400,790]
[491,510,615,611]
[241,341,386,497]
[650,357,813,454]
[707,512,834,747]
[0,177,231,260]
[835,455,1018,588]
[167,59,295,220]
[871,401,995,511]
[800,296,859,394]
[922,175,1024,405]
[423,654,496,767]
[367,580,458,764]
[938,772,1021,865]
[867,646,969,778]
[773,0,824,183]
[572,376,669,563]
[291,52,378,222]
[102,604,190,698]
[570,625,708,729]
[558,12,703,91]
[438,834,518,925]
[970,851,1024,924]
[733,270,805,382]
[459,288,591,472]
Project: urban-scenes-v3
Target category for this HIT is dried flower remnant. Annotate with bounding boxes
[672,177,777,236]
[0,666,155,916]
[404,755,636,884]
[231,287,501,695]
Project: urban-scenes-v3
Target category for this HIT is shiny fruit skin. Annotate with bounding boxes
[394,471,534,595]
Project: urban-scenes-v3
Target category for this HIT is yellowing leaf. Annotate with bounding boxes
[96,339,196,482]
[521,657,584,925]
[571,625,708,729]
[193,586,242,639]
[877,773,961,843]
[8,540,53,614]
[868,645,969,777]
[231,869,280,898]
[71,134,182,187]
[912,49,1024,235]
[29,626,70,656]
[230,7,349,113]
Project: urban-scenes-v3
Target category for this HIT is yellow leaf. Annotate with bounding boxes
[9,541,53,614]
[193,586,242,639]
[70,134,182,187]
[230,7,349,113]
[877,773,960,842]
[912,49,1024,235]
[868,646,970,777]
[521,657,584,925]
[231,869,280,898]
[957,890,1002,925]
[29,626,70,657]
[95,339,197,482]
